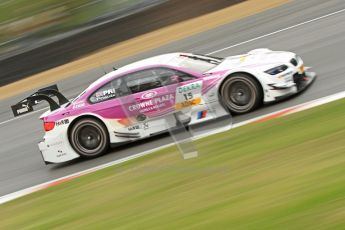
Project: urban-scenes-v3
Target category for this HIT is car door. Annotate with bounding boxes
[88,76,149,140]
[88,69,179,139]
[119,68,174,135]
[122,67,204,135]
[88,67,205,140]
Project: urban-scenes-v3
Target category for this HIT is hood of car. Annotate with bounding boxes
[210,49,295,73]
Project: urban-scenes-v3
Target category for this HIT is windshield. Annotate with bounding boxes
[175,54,223,72]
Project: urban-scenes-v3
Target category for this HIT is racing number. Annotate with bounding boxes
[183,92,193,101]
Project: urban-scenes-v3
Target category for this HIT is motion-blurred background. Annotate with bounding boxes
[0,0,241,86]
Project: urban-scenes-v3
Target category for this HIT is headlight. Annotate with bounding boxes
[265,65,288,75]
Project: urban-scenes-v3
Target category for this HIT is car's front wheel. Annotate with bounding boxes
[69,118,109,158]
[220,73,262,114]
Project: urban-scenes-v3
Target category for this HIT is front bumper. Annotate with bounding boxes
[294,71,316,92]
[274,70,316,101]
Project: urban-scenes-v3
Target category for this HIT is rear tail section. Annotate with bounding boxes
[10,85,69,117]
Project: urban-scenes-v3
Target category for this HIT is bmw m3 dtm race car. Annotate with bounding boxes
[11,49,316,164]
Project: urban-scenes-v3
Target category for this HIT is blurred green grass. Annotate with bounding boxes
[0,0,143,44]
[0,0,140,23]
[1,99,345,229]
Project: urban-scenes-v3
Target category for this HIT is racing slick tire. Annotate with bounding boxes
[69,118,109,158]
[220,73,262,114]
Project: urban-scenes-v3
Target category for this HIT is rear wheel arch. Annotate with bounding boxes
[68,115,109,137]
[67,115,110,158]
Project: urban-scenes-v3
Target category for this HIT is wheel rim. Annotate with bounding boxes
[229,82,252,106]
[74,124,104,155]
[222,77,256,112]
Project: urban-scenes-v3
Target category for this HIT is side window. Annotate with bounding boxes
[125,69,161,94]
[89,78,129,103]
[124,68,197,94]
[177,71,196,82]
[154,68,196,86]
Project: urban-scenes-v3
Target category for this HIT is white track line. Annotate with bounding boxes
[1,90,345,205]
[1,7,345,126]
[207,8,345,55]
[0,108,46,126]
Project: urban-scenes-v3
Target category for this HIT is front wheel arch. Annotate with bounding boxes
[219,72,264,114]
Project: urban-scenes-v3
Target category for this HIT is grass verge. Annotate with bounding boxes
[1,99,345,229]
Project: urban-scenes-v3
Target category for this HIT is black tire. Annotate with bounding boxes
[220,73,262,114]
[69,118,109,158]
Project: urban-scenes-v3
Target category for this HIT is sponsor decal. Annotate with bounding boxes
[11,102,34,117]
[141,91,157,100]
[96,88,116,97]
[72,102,85,109]
[175,98,201,110]
[177,82,202,94]
[56,150,67,158]
[92,88,117,102]
[128,125,140,131]
[56,119,69,126]
[17,105,30,114]
[129,94,174,113]
[127,122,149,131]
[47,141,63,148]
[197,110,208,120]
[176,81,203,110]
[56,152,67,158]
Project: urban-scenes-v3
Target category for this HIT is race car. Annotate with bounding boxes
[12,49,316,164]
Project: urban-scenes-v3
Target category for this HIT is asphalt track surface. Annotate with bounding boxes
[1,0,345,196]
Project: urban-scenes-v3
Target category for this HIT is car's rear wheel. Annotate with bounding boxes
[69,118,109,158]
[220,73,262,114]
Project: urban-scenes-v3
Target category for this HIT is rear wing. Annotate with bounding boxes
[11,85,69,117]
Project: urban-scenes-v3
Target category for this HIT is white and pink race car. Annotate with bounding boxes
[12,49,316,164]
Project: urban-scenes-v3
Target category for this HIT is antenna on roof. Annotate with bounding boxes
[113,67,118,71]
[98,62,107,74]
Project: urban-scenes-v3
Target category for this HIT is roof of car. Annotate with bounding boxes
[88,53,182,90]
